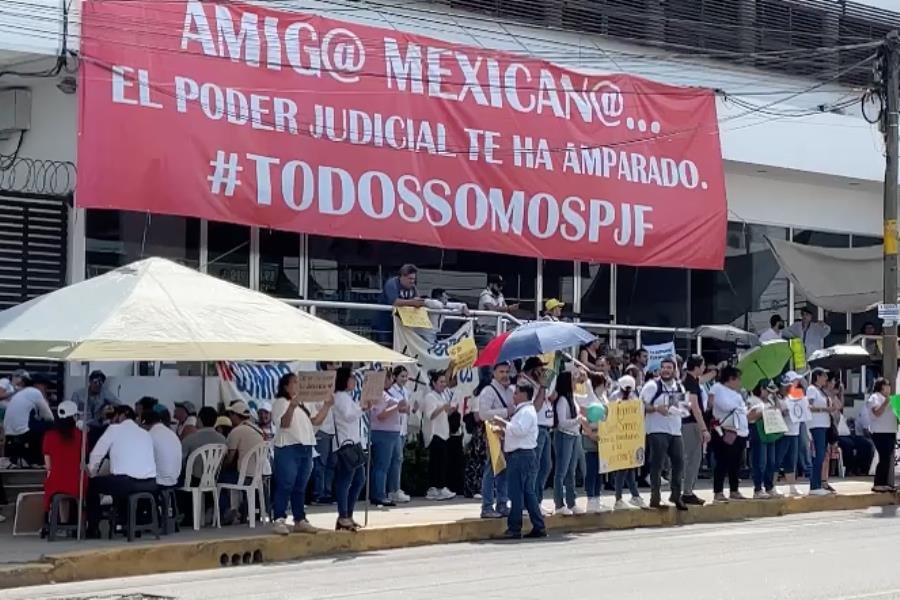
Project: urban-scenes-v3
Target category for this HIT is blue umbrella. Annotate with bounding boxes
[496,321,596,363]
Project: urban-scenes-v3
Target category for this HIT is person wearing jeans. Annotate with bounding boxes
[806,369,833,496]
[639,359,687,510]
[312,429,334,503]
[332,368,370,531]
[270,373,332,535]
[867,378,898,492]
[370,370,403,507]
[478,363,513,518]
[384,367,412,504]
[747,383,781,499]
[491,383,546,539]
[709,366,750,503]
[517,357,554,509]
[553,372,582,515]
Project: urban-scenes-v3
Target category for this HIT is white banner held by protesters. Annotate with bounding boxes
[217,361,309,412]
[394,319,478,435]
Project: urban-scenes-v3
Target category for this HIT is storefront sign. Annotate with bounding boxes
[78,0,726,269]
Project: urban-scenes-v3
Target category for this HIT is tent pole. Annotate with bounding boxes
[201,361,207,407]
[77,362,89,541]
[364,418,372,527]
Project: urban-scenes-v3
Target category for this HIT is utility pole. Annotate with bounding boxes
[880,32,899,487]
[883,33,900,389]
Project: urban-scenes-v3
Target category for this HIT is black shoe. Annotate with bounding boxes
[681,494,705,506]
[650,500,668,510]
[372,500,396,508]
[525,529,548,539]
[502,530,522,540]
[673,501,689,511]
[314,496,335,505]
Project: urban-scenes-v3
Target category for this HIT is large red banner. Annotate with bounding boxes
[78,0,726,269]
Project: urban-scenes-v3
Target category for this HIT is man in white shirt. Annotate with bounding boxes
[639,358,687,511]
[491,383,546,539]
[759,314,785,343]
[477,274,519,330]
[86,405,157,538]
[2,373,53,467]
[478,362,514,519]
[420,288,469,343]
[145,405,183,488]
[785,306,831,358]
[518,357,554,510]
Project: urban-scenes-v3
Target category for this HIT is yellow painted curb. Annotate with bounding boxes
[2,492,894,590]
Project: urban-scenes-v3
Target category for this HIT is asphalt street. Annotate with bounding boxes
[5,506,900,600]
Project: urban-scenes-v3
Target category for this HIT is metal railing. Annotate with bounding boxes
[281,297,700,352]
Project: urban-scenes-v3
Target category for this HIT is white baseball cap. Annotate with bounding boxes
[57,400,78,419]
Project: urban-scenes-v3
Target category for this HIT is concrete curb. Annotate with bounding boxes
[2,492,894,590]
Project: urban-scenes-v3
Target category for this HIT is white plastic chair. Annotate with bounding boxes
[217,442,268,528]
[179,443,227,531]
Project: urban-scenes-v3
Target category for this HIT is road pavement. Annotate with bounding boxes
[4,505,900,600]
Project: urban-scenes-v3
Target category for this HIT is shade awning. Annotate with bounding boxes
[765,237,882,313]
[0,257,412,363]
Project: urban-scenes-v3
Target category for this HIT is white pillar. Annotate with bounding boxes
[67,206,85,284]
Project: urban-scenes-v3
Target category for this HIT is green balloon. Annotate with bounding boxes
[586,402,607,424]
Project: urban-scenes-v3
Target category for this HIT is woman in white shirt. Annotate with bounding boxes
[866,378,898,492]
[370,369,403,507]
[773,379,804,497]
[552,371,584,515]
[709,366,749,503]
[422,371,458,501]
[332,367,370,531]
[270,372,333,535]
[385,366,412,504]
[806,368,833,496]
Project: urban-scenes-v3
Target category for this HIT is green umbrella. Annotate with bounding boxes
[736,341,792,390]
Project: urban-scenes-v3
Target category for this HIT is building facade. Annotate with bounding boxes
[0,0,897,370]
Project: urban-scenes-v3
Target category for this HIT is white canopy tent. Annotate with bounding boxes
[0,257,411,539]
[0,257,411,363]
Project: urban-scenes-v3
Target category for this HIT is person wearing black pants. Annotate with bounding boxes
[866,378,898,492]
[423,371,457,501]
[709,366,751,503]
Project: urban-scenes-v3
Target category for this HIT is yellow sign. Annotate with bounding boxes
[396,306,433,329]
[789,338,807,371]
[485,422,506,474]
[596,400,645,473]
[297,371,337,404]
[449,337,477,371]
[886,219,897,256]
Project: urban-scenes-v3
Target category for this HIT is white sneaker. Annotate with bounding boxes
[272,518,291,536]
[425,487,441,500]
[391,490,412,503]
[541,506,554,517]
[595,501,612,513]
[789,485,802,497]
[767,489,784,499]
[614,499,632,511]
[556,506,573,516]
[586,497,600,513]
[753,491,771,500]
[439,488,457,500]
[629,496,648,509]
[808,488,830,497]
[571,505,586,515]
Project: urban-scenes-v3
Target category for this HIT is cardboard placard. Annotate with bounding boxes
[396,306,433,329]
[361,370,385,406]
[449,337,478,371]
[597,400,646,473]
[485,422,506,474]
[297,371,337,404]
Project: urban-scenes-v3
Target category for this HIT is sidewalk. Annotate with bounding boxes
[0,479,894,589]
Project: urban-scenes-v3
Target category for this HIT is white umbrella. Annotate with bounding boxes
[0,257,411,363]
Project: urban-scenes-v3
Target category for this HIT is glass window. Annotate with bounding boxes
[207,222,250,287]
[85,209,200,278]
[308,236,536,339]
[542,260,575,318]
[259,229,301,297]
[692,223,789,336]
